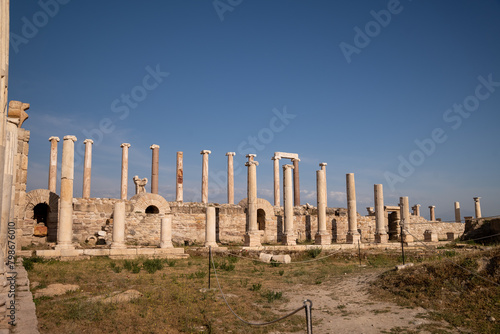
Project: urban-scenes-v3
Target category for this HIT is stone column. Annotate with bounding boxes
[315,169,330,245]
[272,156,281,206]
[111,200,126,249]
[176,152,183,202]
[205,207,217,247]
[160,216,173,248]
[473,197,481,218]
[244,156,261,247]
[412,204,420,216]
[428,205,436,221]
[374,184,388,243]
[292,158,300,206]
[226,152,235,204]
[454,202,461,223]
[150,144,159,194]
[48,136,59,193]
[283,164,296,245]
[400,196,413,242]
[82,139,93,198]
[120,143,131,200]
[56,135,77,250]
[200,150,211,204]
[1,118,19,253]
[346,173,360,244]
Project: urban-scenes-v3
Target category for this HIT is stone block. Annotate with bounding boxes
[33,224,48,237]
[259,253,273,263]
[271,254,291,264]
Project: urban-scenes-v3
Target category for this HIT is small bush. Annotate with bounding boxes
[227,256,238,264]
[112,266,122,273]
[164,259,176,267]
[23,255,45,271]
[124,260,141,273]
[143,259,163,274]
[270,260,281,267]
[307,248,322,259]
[188,270,206,279]
[279,270,284,276]
[250,283,262,291]
[262,290,282,302]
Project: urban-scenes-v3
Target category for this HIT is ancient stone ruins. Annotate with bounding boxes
[0,2,489,331]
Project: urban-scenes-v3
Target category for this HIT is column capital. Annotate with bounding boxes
[63,135,77,142]
[319,162,327,167]
[83,139,94,145]
[428,205,435,209]
[200,150,211,155]
[150,144,160,150]
[120,143,131,148]
[271,156,281,161]
[282,164,294,170]
[246,154,256,159]
[292,158,301,162]
[473,197,481,202]
[226,152,236,156]
[245,161,259,167]
[48,136,60,142]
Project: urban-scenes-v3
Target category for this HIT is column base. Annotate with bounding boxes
[282,234,296,246]
[402,233,414,243]
[54,243,75,250]
[374,233,388,244]
[346,232,360,244]
[204,241,218,248]
[244,232,261,247]
[160,241,174,249]
[315,232,331,245]
[110,243,127,249]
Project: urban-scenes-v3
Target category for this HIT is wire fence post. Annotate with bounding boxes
[358,239,361,266]
[208,245,212,289]
[400,221,405,265]
[304,299,313,334]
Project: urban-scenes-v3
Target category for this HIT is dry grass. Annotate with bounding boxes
[25,246,500,333]
[371,246,500,334]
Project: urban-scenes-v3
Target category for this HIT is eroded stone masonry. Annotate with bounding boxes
[8,114,469,254]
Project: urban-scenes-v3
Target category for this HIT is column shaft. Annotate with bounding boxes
[176,152,183,202]
[150,144,159,194]
[346,173,360,243]
[272,156,280,206]
[244,158,261,247]
[160,216,173,248]
[374,184,387,243]
[315,169,330,245]
[1,119,18,253]
[429,206,436,221]
[400,196,413,242]
[454,202,461,223]
[205,207,217,247]
[200,150,211,204]
[56,135,77,250]
[82,139,93,198]
[120,144,130,200]
[283,164,296,245]
[226,152,235,204]
[111,201,126,249]
[474,197,481,218]
[292,158,300,206]
[48,137,59,193]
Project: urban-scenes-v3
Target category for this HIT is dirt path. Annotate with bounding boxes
[279,268,458,334]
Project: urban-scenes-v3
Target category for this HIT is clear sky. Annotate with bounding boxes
[8,0,500,221]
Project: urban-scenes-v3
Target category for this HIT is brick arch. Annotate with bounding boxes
[130,193,170,215]
[24,189,59,220]
[238,198,274,218]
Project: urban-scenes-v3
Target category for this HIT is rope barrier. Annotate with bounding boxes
[210,250,313,331]
[222,248,343,265]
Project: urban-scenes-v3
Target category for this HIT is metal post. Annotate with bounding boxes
[208,246,212,289]
[400,222,405,265]
[358,239,361,266]
[304,299,313,334]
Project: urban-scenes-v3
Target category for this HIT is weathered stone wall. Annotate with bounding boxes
[14,128,29,230]
[17,193,466,247]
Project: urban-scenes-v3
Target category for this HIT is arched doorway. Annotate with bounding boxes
[257,209,266,231]
[145,205,159,214]
[33,203,49,225]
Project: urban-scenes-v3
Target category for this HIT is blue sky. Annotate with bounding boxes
[8,0,500,221]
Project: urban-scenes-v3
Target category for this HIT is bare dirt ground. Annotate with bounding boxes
[277,269,458,334]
